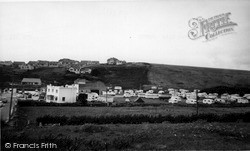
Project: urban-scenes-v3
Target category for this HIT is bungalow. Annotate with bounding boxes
[46,84,77,103]
[13,61,25,68]
[68,65,82,74]
[21,78,42,85]
[19,64,34,70]
[37,60,49,67]
[0,61,12,66]
[59,58,79,67]
[107,57,119,65]
[116,60,126,65]
[48,61,59,67]
[80,68,92,74]
[28,61,38,68]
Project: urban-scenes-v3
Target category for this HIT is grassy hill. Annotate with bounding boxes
[148,64,250,90]
[1,63,250,93]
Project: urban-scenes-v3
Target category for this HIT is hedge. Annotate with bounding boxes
[36,112,250,125]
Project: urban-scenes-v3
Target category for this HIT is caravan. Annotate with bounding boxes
[186,99,196,104]
[87,93,99,102]
[203,99,215,104]
[169,96,181,103]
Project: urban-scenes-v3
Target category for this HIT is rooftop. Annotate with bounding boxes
[22,78,42,83]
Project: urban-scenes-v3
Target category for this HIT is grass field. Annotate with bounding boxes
[19,106,250,124]
[2,105,250,150]
[3,122,250,150]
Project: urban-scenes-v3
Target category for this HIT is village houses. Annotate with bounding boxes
[0,61,12,66]
[19,64,35,70]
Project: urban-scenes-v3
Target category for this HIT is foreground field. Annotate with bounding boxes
[2,105,250,150]
[19,106,250,124]
[2,123,250,150]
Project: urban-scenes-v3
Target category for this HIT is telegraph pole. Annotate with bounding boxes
[195,89,200,116]
[8,81,14,121]
[106,87,108,106]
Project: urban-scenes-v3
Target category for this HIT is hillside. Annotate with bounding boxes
[1,63,250,94]
[148,64,250,90]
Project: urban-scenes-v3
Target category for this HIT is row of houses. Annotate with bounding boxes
[1,57,127,72]
[0,59,100,70]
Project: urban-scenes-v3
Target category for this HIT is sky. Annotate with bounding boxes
[0,0,249,70]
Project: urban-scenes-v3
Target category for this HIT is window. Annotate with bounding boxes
[55,97,58,101]
[52,89,54,92]
[48,89,50,92]
[56,90,58,93]
[62,97,65,101]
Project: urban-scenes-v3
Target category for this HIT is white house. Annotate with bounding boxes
[46,84,77,103]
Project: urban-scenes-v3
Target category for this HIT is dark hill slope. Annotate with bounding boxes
[148,64,250,90]
[90,63,150,89]
[1,63,250,94]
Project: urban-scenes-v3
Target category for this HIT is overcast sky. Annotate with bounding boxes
[0,0,249,70]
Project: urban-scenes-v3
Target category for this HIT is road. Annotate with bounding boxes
[0,92,17,122]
